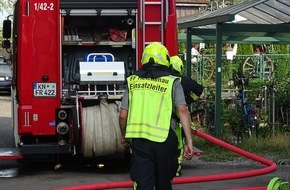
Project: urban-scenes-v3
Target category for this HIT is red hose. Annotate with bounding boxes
[54,181,133,190]
[54,130,276,190]
[225,187,266,190]
[173,130,276,184]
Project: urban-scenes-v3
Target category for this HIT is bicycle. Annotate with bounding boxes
[189,98,205,128]
[242,54,274,80]
[272,82,290,135]
[276,101,290,133]
[255,76,286,136]
[230,74,259,138]
[189,89,215,134]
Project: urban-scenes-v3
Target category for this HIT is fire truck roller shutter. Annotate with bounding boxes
[82,99,123,157]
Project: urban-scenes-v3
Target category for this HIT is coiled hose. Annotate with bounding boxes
[82,99,123,157]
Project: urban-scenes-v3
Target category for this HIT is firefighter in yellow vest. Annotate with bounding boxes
[119,42,194,190]
[170,55,205,177]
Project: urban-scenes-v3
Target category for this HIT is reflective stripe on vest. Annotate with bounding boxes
[125,75,176,142]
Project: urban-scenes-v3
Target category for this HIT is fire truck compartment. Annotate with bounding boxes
[61,13,136,86]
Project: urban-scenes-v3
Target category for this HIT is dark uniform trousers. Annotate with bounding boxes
[130,128,178,190]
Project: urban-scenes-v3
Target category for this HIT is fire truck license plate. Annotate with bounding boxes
[33,83,56,97]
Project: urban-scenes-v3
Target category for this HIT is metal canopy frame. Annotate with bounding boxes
[178,23,290,44]
[177,0,290,135]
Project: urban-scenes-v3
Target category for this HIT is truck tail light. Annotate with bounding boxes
[58,110,68,120]
[56,109,70,136]
[56,122,69,135]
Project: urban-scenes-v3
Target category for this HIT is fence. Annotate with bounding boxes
[188,54,290,85]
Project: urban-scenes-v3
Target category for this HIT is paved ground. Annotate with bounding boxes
[0,93,11,117]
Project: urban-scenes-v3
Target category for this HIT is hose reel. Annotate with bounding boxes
[81,99,124,157]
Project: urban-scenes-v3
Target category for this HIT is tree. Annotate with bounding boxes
[0,1,13,56]
[0,0,14,16]
[0,0,13,42]
[0,0,14,25]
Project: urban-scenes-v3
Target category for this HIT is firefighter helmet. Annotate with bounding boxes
[170,55,184,74]
[141,42,170,67]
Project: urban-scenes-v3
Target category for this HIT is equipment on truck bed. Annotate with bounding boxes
[79,53,125,84]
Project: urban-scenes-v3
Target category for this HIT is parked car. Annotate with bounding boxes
[0,64,12,92]
[0,56,12,68]
[0,56,6,64]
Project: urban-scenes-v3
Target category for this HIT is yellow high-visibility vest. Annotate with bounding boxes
[125,75,177,142]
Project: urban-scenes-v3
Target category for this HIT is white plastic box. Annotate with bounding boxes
[79,53,125,85]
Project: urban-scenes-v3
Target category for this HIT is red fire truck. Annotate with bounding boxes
[1,0,179,162]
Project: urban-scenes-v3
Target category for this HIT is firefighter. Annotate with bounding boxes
[119,42,194,190]
[170,55,205,177]
[170,55,205,105]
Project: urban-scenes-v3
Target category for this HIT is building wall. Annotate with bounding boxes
[176,0,210,18]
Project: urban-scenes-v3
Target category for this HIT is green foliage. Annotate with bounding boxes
[272,45,289,54]
[0,0,14,43]
[271,54,290,79]
[178,42,186,54]
[246,78,266,102]
[191,53,290,141]
[203,43,216,54]
[237,44,254,55]
[0,0,14,14]
[240,134,290,159]
[222,60,239,83]
[180,43,290,141]
[0,27,2,41]
[193,136,238,162]
[222,106,244,134]
[275,79,290,107]
[268,54,290,105]
[194,132,290,162]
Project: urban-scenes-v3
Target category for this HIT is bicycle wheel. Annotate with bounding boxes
[275,105,289,133]
[249,119,259,138]
[242,56,256,78]
[256,86,269,123]
[242,56,274,79]
[191,56,215,82]
[247,104,259,138]
[191,61,200,81]
[202,57,215,82]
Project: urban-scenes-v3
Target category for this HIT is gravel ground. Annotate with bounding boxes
[186,156,274,168]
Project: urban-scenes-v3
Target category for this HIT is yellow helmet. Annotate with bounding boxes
[170,55,184,74]
[141,42,170,67]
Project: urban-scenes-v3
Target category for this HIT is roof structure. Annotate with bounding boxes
[178,0,290,44]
